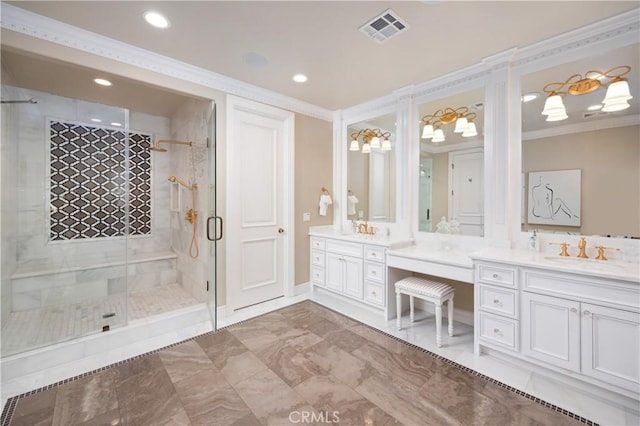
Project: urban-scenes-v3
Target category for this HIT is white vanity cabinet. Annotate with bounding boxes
[309,234,390,313]
[521,268,640,393]
[474,253,640,397]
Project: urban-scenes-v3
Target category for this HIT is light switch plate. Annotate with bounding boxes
[303,212,311,222]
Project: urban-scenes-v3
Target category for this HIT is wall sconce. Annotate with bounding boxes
[541,65,633,122]
[350,128,392,153]
[421,107,477,143]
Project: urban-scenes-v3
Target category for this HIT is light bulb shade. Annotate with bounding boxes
[362,142,371,153]
[541,94,566,116]
[462,121,478,137]
[453,116,468,133]
[545,110,568,122]
[381,138,391,151]
[349,139,360,151]
[370,136,381,148]
[602,99,631,112]
[432,128,445,143]
[602,79,632,112]
[421,124,434,139]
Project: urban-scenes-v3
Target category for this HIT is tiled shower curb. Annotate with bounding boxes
[1,300,598,425]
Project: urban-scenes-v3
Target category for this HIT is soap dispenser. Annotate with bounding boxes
[529,230,540,251]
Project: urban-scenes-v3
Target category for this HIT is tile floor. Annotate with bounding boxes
[3,300,588,425]
[1,283,199,356]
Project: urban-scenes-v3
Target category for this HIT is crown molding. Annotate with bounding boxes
[514,8,640,74]
[0,3,333,122]
[522,114,640,141]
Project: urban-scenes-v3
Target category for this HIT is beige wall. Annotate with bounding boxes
[523,125,639,237]
[295,114,333,285]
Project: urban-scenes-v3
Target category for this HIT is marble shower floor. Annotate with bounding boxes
[4,301,586,426]
[1,283,199,356]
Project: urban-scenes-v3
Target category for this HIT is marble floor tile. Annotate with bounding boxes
[172,368,252,425]
[4,300,602,426]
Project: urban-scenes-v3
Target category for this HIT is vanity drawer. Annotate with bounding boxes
[479,284,518,319]
[478,312,519,351]
[311,237,326,251]
[364,280,385,306]
[311,249,325,267]
[364,245,385,263]
[364,261,384,283]
[311,266,325,286]
[326,240,363,258]
[477,263,517,288]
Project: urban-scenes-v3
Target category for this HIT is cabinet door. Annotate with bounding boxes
[325,252,344,292]
[581,303,640,391]
[343,255,363,299]
[522,292,580,372]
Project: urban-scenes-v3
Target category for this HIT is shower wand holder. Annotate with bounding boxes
[185,208,198,224]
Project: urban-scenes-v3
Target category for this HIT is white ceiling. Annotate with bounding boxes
[5,1,639,111]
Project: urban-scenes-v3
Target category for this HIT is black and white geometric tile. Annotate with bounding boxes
[49,120,151,241]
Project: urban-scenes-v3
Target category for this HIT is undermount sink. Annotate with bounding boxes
[543,256,628,272]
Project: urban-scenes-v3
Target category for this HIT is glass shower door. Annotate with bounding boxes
[1,84,130,356]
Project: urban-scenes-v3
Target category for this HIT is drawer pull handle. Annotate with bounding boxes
[493,299,501,305]
[492,273,499,279]
[570,308,577,314]
[371,270,376,275]
[371,291,377,297]
[583,310,592,316]
[371,253,377,257]
[493,328,502,335]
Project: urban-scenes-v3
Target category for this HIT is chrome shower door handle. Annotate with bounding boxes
[207,216,224,241]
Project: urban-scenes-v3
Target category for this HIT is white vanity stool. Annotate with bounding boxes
[395,277,455,347]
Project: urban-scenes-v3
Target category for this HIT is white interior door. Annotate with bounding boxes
[226,96,294,311]
[449,148,484,236]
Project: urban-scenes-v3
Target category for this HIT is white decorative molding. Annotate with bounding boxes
[0,3,333,122]
[514,9,640,74]
[523,114,640,141]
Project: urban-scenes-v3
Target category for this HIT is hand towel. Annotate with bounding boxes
[319,194,333,216]
[347,194,359,215]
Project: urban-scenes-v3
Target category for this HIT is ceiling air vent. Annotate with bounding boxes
[359,9,410,43]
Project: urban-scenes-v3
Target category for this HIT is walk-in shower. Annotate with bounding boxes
[0,50,217,363]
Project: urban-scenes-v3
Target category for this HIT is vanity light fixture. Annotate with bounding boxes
[421,107,478,142]
[350,128,392,153]
[541,65,632,121]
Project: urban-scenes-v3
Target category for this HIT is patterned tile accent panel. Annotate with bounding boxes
[49,121,152,241]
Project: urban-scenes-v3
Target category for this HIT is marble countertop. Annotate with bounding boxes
[387,245,474,269]
[470,247,640,284]
[308,227,413,248]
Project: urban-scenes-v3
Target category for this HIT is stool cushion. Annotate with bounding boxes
[395,277,454,298]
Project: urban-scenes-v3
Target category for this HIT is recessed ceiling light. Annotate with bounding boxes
[144,11,170,28]
[292,74,308,83]
[521,93,539,103]
[90,118,102,123]
[94,78,112,86]
[111,122,122,127]
[587,104,603,111]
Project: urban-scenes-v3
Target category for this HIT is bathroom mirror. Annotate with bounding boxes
[521,42,639,238]
[347,112,396,222]
[417,87,485,236]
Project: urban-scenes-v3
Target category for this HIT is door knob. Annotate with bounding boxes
[278,228,285,234]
